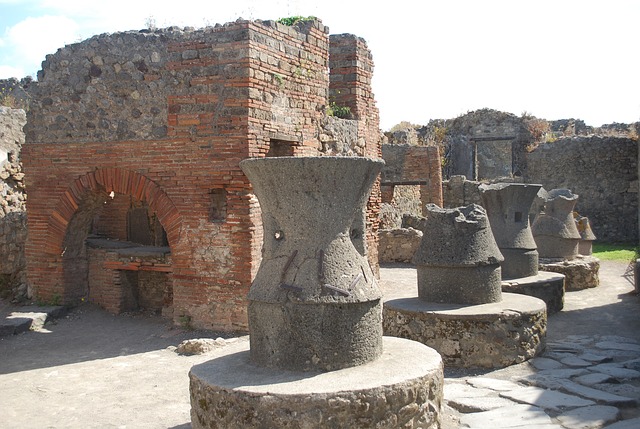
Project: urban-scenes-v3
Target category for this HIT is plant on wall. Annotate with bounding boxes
[277,16,317,26]
[326,101,352,119]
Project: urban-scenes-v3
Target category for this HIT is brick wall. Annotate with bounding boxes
[380,144,443,214]
[329,34,382,272]
[23,18,382,332]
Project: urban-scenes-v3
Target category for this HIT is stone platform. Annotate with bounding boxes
[501,271,565,314]
[189,336,443,429]
[383,293,546,369]
[539,255,599,291]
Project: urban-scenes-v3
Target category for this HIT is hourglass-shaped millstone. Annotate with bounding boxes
[239,156,385,371]
[413,204,504,304]
[575,214,597,256]
[480,183,542,280]
[532,189,581,259]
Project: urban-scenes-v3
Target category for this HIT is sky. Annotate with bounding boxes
[0,0,638,130]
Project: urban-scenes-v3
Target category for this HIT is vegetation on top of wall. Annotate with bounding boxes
[522,112,552,152]
[277,16,317,26]
[326,101,352,119]
[0,87,29,111]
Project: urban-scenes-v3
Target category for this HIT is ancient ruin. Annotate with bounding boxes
[20,18,381,331]
[189,156,443,428]
[414,204,503,304]
[377,144,442,264]
[480,183,565,314]
[383,204,547,368]
[533,189,600,291]
[387,109,638,244]
[532,189,582,259]
[576,214,597,256]
[240,156,384,371]
[480,183,542,279]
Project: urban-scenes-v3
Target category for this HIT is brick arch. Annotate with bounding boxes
[45,168,182,254]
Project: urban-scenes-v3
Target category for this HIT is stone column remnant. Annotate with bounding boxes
[240,156,384,371]
[413,204,504,304]
[480,183,542,280]
[575,214,596,256]
[532,189,581,259]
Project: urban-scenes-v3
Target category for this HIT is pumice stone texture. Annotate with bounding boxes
[240,156,385,371]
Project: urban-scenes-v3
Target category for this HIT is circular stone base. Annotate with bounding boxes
[502,271,565,314]
[539,255,599,291]
[189,337,443,429]
[382,293,546,369]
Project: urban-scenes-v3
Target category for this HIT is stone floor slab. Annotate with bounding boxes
[595,342,640,353]
[8,312,47,330]
[447,395,516,413]
[562,356,595,367]
[532,357,565,370]
[466,377,524,392]
[602,417,640,429]
[445,382,493,399]
[622,358,640,371]
[556,405,620,429]
[500,386,595,410]
[574,372,619,386]
[548,341,587,352]
[596,383,640,401]
[590,363,640,380]
[579,352,613,364]
[557,380,637,407]
[459,404,554,428]
[538,368,591,379]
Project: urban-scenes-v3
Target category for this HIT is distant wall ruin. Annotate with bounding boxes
[525,136,638,243]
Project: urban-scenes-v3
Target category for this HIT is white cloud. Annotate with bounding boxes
[0,15,80,78]
[0,64,24,79]
[7,15,80,63]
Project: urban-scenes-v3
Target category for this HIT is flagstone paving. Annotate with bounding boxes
[434,260,640,429]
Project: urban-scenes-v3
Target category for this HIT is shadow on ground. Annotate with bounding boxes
[0,302,230,374]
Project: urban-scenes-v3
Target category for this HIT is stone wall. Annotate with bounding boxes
[22,18,382,332]
[442,109,534,180]
[379,144,442,230]
[378,227,422,263]
[525,136,638,243]
[0,107,27,301]
[329,33,382,273]
[442,175,484,208]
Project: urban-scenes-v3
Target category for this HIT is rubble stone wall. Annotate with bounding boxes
[0,107,27,301]
[525,136,638,243]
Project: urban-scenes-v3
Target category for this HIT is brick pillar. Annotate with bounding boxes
[329,34,382,276]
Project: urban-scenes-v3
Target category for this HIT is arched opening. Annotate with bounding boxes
[50,169,181,317]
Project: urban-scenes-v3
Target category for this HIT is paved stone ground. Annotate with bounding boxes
[0,260,637,428]
[380,260,640,429]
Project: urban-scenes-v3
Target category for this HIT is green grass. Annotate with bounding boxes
[592,243,638,262]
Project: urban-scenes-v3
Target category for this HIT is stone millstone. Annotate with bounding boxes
[480,183,542,280]
[413,204,504,305]
[189,336,444,429]
[532,189,581,259]
[240,156,385,371]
